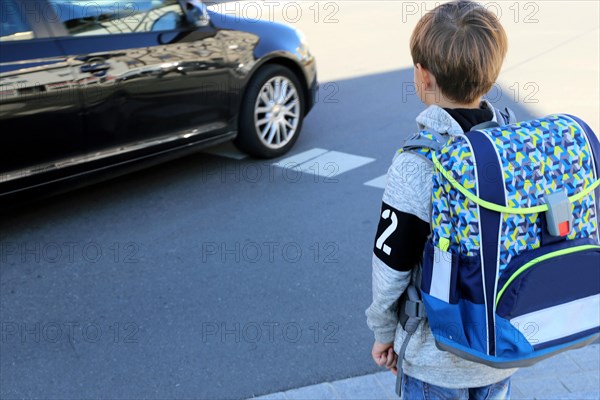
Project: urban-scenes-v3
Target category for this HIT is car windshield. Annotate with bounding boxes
[52,0,183,35]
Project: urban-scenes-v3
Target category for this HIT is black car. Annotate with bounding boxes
[0,0,317,201]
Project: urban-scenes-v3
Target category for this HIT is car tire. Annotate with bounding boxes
[234,64,305,158]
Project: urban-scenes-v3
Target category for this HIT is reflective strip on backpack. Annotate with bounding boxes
[509,294,600,346]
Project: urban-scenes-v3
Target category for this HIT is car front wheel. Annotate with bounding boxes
[234,64,305,158]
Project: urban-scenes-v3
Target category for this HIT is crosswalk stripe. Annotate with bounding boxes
[272,148,329,169]
[273,148,374,178]
[204,144,382,182]
[297,151,374,177]
[364,174,387,189]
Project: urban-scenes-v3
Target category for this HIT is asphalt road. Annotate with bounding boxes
[1,2,597,399]
[0,76,536,400]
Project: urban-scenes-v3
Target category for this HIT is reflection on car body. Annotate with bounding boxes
[0,0,317,203]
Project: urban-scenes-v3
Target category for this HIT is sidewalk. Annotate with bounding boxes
[250,344,599,400]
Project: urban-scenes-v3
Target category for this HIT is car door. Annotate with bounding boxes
[46,0,231,160]
[0,0,84,184]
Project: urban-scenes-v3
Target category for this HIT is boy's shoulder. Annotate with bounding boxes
[391,148,435,175]
[388,100,511,192]
[384,150,434,223]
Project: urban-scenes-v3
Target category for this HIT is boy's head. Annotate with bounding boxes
[410,0,507,106]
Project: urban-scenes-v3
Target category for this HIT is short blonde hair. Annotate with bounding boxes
[410,0,508,104]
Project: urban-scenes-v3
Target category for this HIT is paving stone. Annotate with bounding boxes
[251,392,288,400]
[566,344,600,372]
[285,382,339,400]
[513,352,581,380]
[551,391,600,400]
[512,366,543,381]
[512,377,571,399]
[560,371,600,394]
[509,384,526,399]
[372,371,398,400]
[331,374,390,400]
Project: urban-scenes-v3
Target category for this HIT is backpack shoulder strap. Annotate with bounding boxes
[494,107,517,126]
[471,120,500,131]
[400,130,448,157]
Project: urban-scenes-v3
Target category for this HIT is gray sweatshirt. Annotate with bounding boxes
[366,102,517,389]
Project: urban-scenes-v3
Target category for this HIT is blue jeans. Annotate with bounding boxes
[400,373,511,400]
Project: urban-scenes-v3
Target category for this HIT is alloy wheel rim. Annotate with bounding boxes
[254,76,300,149]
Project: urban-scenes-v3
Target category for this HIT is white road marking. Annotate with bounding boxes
[272,148,329,169]
[364,174,387,189]
[273,148,374,178]
[298,151,374,177]
[204,145,378,181]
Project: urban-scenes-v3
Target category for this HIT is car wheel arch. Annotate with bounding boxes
[240,56,311,116]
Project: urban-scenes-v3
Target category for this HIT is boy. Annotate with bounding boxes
[366,1,517,398]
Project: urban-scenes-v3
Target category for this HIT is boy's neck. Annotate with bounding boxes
[433,97,482,109]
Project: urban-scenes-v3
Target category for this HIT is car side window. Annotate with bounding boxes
[0,0,35,41]
[54,0,187,36]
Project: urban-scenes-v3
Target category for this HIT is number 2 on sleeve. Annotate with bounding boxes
[375,209,397,255]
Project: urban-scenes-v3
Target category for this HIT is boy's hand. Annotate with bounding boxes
[371,341,398,374]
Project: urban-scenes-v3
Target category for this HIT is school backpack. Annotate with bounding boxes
[397,111,600,373]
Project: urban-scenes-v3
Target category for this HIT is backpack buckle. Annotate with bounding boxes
[398,285,426,333]
[544,190,572,237]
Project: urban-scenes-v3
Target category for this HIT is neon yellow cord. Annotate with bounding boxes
[495,245,600,305]
[431,152,600,215]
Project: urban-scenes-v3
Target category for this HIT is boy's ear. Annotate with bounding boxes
[416,63,433,89]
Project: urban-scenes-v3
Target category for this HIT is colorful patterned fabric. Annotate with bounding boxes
[434,114,598,272]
